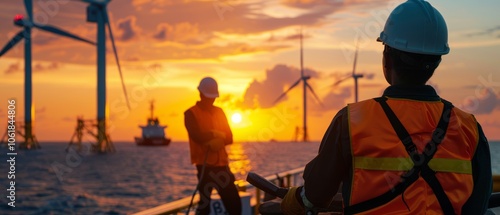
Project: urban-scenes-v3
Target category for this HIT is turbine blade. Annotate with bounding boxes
[332,76,352,87]
[24,0,33,21]
[305,82,323,107]
[272,78,302,105]
[352,43,358,76]
[0,31,25,57]
[33,23,95,45]
[79,0,108,5]
[105,10,131,111]
[300,28,304,77]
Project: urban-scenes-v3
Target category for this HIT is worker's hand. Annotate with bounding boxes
[211,130,226,139]
[207,137,225,151]
[280,186,305,215]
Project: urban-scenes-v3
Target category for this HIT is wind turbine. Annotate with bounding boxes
[77,0,131,153]
[0,0,95,149]
[272,30,323,142]
[332,43,365,103]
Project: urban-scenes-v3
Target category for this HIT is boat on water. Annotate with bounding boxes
[135,100,171,146]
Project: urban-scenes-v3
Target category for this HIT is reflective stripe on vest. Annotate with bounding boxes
[354,157,472,174]
[348,98,479,214]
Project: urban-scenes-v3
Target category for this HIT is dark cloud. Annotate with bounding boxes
[149,63,162,70]
[267,32,312,42]
[4,62,61,74]
[34,62,61,71]
[465,25,500,38]
[282,0,388,10]
[4,63,21,74]
[282,0,345,9]
[238,64,320,109]
[152,22,205,45]
[117,16,141,42]
[459,88,499,115]
[125,55,141,61]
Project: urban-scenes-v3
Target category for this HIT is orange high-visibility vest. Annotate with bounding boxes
[187,105,231,166]
[347,97,479,214]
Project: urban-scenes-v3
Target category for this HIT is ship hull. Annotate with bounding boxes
[135,137,171,146]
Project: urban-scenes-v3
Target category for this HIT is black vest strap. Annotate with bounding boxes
[343,97,455,215]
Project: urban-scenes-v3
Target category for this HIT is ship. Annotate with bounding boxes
[135,100,171,146]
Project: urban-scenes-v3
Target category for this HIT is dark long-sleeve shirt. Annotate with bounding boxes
[302,85,492,214]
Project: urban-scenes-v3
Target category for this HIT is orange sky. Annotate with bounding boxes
[0,0,499,142]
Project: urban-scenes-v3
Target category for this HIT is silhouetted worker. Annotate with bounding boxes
[281,0,492,214]
[184,77,242,215]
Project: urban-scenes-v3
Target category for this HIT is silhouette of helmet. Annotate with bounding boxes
[377,0,449,55]
[198,77,219,98]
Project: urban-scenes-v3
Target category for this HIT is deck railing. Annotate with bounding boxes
[133,171,500,215]
[132,167,305,215]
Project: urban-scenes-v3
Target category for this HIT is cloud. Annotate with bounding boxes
[459,88,499,115]
[315,86,351,111]
[465,25,500,38]
[4,63,21,74]
[152,22,204,45]
[116,16,141,42]
[238,64,320,109]
[281,0,345,8]
[0,0,394,63]
[267,32,312,42]
[34,62,61,72]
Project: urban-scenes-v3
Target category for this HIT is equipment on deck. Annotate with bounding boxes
[246,171,500,214]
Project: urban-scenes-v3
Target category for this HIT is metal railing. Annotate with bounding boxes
[132,167,305,215]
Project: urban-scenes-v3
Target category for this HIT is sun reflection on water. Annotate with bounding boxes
[227,142,252,180]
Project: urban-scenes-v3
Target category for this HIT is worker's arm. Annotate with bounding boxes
[302,107,350,208]
[219,109,233,145]
[184,110,215,144]
[461,123,492,214]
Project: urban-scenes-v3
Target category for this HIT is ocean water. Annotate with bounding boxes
[0,141,498,215]
[0,141,321,215]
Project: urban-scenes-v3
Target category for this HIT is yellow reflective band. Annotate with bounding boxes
[354,157,472,174]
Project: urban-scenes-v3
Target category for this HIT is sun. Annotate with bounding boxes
[231,113,242,124]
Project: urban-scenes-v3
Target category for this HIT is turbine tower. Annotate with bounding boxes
[333,43,365,103]
[79,0,131,153]
[272,30,323,142]
[0,0,94,149]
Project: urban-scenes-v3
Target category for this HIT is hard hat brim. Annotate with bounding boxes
[201,91,219,98]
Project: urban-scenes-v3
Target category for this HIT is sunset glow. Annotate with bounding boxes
[0,0,499,142]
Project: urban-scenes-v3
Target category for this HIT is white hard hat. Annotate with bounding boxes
[377,0,450,55]
[197,77,219,98]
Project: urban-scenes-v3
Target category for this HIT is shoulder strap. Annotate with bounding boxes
[344,97,454,215]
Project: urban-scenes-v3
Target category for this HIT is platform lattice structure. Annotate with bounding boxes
[66,117,115,153]
[1,121,40,149]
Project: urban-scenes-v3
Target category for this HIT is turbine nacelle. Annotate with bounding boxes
[13,14,31,27]
[353,74,364,79]
[14,14,24,22]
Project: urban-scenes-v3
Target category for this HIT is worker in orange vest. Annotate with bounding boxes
[185,77,242,215]
[281,0,492,214]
